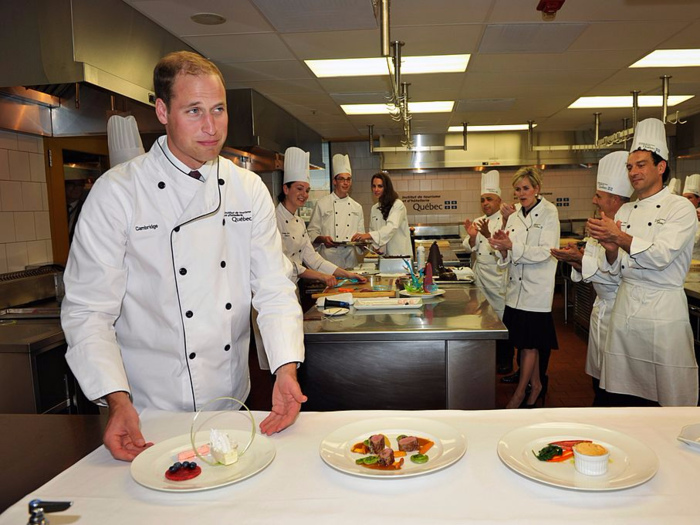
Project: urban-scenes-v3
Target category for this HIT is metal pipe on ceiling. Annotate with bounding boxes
[379,0,390,57]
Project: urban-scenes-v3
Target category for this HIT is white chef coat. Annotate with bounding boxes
[276,202,337,282]
[462,211,507,319]
[598,187,698,406]
[307,192,365,268]
[497,197,560,312]
[692,226,700,261]
[368,199,412,256]
[62,136,304,412]
[570,239,619,379]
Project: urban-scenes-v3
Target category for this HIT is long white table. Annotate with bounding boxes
[2,408,699,524]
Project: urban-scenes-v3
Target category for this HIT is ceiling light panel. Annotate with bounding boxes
[630,49,700,68]
[341,101,455,115]
[569,95,694,108]
[305,55,470,78]
[447,124,535,132]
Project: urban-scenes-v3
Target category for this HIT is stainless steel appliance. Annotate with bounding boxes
[411,224,469,266]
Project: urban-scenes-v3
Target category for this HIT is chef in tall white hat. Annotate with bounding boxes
[307,153,366,268]
[463,169,511,372]
[254,147,364,369]
[667,177,681,195]
[588,118,699,406]
[107,115,145,167]
[552,150,633,406]
[682,173,700,259]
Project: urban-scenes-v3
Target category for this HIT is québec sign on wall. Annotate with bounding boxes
[401,192,463,215]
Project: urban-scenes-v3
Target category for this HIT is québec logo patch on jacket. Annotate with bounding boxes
[225,210,252,223]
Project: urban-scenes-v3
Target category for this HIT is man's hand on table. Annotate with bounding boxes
[104,391,153,461]
[260,363,307,435]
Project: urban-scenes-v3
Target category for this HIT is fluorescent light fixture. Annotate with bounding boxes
[569,95,694,109]
[305,54,469,78]
[341,101,455,115]
[447,124,535,132]
[630,49,700,68]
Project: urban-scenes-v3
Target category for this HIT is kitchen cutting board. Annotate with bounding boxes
[311,290,396,299]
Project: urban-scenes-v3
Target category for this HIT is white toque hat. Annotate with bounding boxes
[630,118,669,161]
[683,173,700,196]
[332,154,352,177]
[480,170,501,196]
[283,147,310,184]
[597,151,634,198]
[107,115,145,167]
[667,178,681,195]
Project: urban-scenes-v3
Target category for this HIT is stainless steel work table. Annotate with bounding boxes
[300,285,507,411]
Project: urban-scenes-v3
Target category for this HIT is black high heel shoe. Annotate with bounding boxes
[525,376,548,408]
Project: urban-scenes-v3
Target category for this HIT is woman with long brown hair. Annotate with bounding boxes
[352,172,412,256]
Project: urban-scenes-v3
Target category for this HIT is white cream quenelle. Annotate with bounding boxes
[462,170,507,319]
[598,118,699,405]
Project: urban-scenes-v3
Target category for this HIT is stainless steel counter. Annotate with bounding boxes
[0,319,64,353]
[300,286,507,411]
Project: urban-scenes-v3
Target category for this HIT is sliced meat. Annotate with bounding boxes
[368,434,385,454]
[398,436,420,452]
[377,448,395,467]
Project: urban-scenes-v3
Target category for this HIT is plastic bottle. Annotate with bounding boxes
[416,245,426,271]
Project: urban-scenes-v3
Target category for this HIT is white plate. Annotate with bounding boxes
[354,298,423,310]
[399,289,446,299]
[678,423,700,451]
[131,430,275,492]
[322,307,350,316]
[497,423,658,491]
[319,417,466,478]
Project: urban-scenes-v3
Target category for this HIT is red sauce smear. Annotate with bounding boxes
[165,465,202,481]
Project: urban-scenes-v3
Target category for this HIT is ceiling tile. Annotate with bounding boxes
[469,50,645,73]
[184,33,295,62]
[568,21,681,52]
[392,25,484,55]
[281,30,379,60]
[251,0,376,32]
[390,0,494,26]
[230,78,326,95]
[479,23,588,54]
[218,61,312,82]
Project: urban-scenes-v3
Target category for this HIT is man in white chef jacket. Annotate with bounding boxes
[682,173,700,260]
[307,154,365,268]
[551,151,633,406]
[462,170,511,373]
[61,51,307,461]
[588,118,699,406]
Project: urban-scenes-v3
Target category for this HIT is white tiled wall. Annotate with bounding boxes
[0,130,52,273]
[327,141,597,232]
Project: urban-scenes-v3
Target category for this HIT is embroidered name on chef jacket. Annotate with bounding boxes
[135,224,159,231]
[224,210,253,223]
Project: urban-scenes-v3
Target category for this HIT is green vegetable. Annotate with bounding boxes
[397,434,407,441]
[410,454,429,464]
[363,439,370,447]
[355,455,379,465]
[533,445,564,461]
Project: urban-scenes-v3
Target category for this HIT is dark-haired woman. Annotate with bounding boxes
[352,172,412,256]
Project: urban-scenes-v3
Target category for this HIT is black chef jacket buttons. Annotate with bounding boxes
[222,219,225,226]
[186,310,193,318]
[174,226,180,233]
[634,205,638,209]
[656,205,661,208]
[626,225,631,229]
[648,222,652,226]
[225,303,232,310]
[220,261,226,268]
[189,352,196,359]
[218,179,225,185]
[622,265,625,269]
[179,268,187,275]
[224,344,231,351]
[285,220,288,224]
[158,181,166,189]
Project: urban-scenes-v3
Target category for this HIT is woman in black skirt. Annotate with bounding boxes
[489,167,560,409]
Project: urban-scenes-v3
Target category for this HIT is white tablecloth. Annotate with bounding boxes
[2,408,700,524]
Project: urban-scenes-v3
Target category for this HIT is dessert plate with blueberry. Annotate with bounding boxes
[497,423,658,491]
[131,429,275,492]
[319,417,466,478]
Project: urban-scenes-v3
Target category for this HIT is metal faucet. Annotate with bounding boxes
[28,499,72,525]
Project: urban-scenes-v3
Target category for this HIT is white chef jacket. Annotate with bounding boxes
[570,239,619,380]
[692,226,700,261]
[497,197,560,312]
[463,211,507,319]
[369,199,412,256]
[62,136,304,412]
[276,202,337,282]
[307,192,365,268]
[598,187,698,406]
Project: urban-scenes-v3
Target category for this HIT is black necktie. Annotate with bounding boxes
[188,170,201,180]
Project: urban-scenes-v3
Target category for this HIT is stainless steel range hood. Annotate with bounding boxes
[0,0,190,106]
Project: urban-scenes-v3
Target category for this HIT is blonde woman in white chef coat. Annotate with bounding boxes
[551,151,633,406]
[489,167,560,409]
[351,172,412,256]
[276,147,366,286]
[62,52,306,461]
[307,154,365,269]
[588,118,699,406]
[681,173,700,261]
